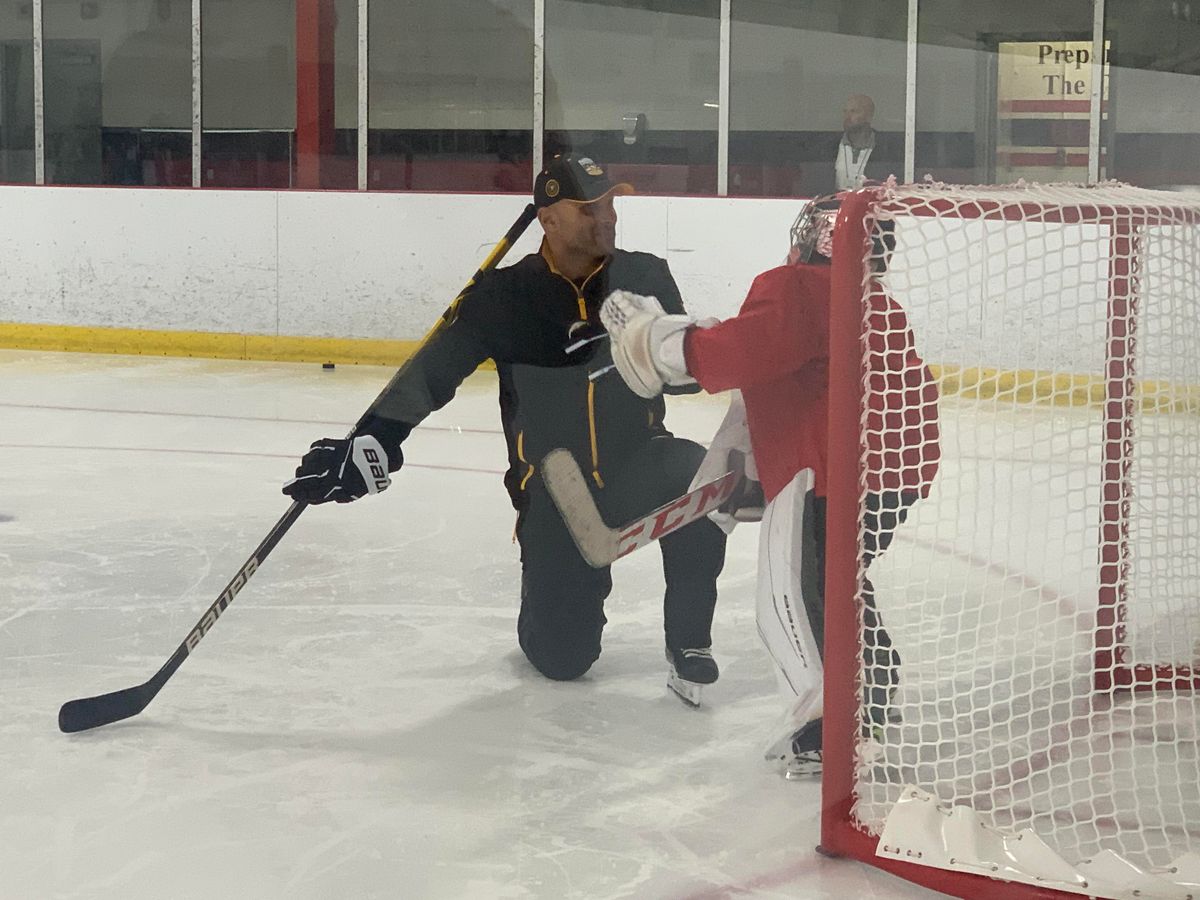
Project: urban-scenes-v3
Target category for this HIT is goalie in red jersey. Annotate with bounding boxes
[598,193,940,776]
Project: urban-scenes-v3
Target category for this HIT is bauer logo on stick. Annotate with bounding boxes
[185,557,259,653]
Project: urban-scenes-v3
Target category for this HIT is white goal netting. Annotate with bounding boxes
[845,182,1200,881]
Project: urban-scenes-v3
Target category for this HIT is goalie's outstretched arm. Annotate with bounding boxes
[599,265,827,401]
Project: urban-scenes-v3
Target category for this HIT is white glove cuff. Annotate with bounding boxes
[652,318,696,386]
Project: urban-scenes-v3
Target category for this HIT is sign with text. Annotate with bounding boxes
[996,40,1110,180]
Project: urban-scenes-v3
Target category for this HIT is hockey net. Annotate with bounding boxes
[822,183,1200,899]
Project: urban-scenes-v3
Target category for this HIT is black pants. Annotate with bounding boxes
[798,490,917,747]
[516,436,727,681]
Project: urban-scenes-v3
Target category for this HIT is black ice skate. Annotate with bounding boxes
[783,749,822,780]
[765,718,823,780]
[666,646,719,708]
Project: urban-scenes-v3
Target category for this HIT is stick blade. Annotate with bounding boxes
[59,685,152,733]
[540,449,619,567]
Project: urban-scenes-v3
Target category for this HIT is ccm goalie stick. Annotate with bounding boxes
[540,448,737,568]
[58,203,538,734]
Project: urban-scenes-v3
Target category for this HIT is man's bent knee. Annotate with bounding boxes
[521,640,599,681]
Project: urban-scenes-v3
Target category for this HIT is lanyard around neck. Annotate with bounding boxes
[837,141,872,188]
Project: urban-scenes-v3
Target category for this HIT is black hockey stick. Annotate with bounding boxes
[58,203,538,734]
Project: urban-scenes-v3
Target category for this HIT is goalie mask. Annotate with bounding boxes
[788,195,841,264]
[787,194,898,272]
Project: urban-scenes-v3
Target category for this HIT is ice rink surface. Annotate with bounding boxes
[0,350,941,900]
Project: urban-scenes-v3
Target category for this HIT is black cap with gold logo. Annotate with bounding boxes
[533,155,634,209]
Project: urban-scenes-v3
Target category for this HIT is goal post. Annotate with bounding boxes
[821,183,1200,898]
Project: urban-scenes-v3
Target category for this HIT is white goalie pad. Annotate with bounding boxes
[756,468,823,751]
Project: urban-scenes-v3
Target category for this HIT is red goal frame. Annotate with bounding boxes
[820,187,1200,897]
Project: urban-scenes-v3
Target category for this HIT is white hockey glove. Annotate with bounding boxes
[599,290,697,399]
[282,434,399,504]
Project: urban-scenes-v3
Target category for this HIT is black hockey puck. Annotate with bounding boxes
[322,363,335,370]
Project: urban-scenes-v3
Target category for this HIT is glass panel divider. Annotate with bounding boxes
[718,0,730,196]
[1088,0,1105,184]
[905,0,918,183]
[193,0,202,187]
[533,0,545,187]
[357,0,367,190]
[33,0,44,185]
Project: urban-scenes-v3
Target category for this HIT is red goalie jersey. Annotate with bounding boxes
[682,262,940,503]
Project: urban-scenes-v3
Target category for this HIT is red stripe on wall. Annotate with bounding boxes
[296,0,336,189]
[1000,100,1108,114]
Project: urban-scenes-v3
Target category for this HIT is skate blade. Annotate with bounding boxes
[667,671,703,708]
[783,762,822,781]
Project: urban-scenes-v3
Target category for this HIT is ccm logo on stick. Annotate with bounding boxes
[615,475,737,559]
[185,557,260,653]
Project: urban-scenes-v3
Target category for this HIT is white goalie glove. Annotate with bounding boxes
[599,290,697,398]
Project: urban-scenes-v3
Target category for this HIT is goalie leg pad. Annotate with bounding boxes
[756,469,824,703]
[755,470,827,766]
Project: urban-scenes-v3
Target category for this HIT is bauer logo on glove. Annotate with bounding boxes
[354,441,391,493]
[282,434,402,505]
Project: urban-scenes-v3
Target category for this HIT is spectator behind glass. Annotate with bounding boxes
[836,94,881,191]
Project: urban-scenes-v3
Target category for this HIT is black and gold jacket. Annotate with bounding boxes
[360,246,688,507]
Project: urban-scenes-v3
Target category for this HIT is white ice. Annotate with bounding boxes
[0,350,940,900]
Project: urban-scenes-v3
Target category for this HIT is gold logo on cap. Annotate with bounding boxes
[545,179,560,198]
[578,157,603,175]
